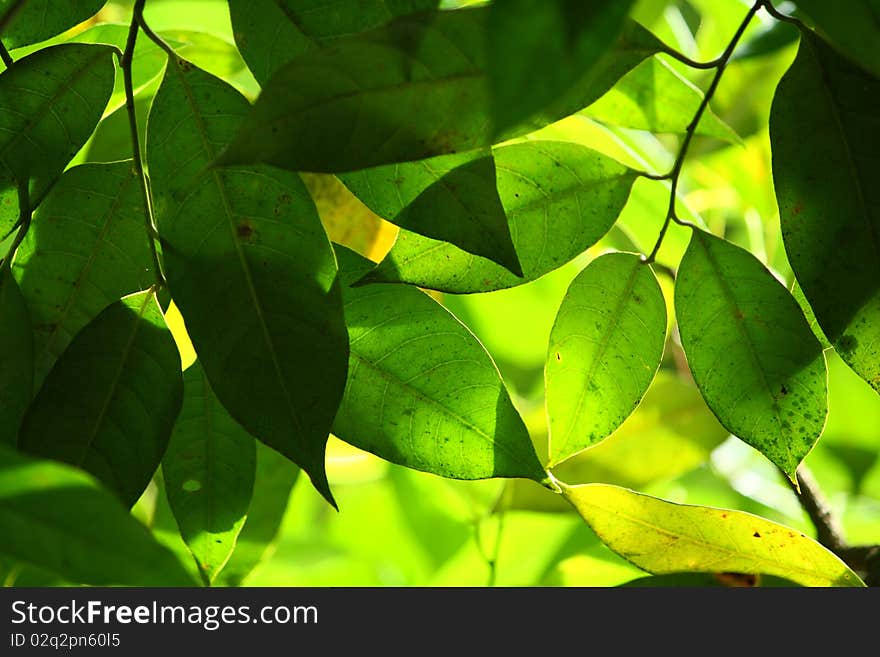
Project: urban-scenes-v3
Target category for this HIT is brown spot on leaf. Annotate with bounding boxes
[555,352,562,362]
[716,573,759,587]
[236,221,254,241]
[753,531,761,538]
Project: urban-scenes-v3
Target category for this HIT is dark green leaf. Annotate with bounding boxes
[0,444,196,586]
[12,162,155,385]
[18,291,183,507]
[792,0,880,77]
[147,57,348,507]
[546,252,666,466]
[0,268,31,445]
[216,443,299,587]
[0,44,116,233]
[621,573,802,587]
[333,245,546,482]
[675,230,827,479]
[771,33,880,394]
[488,0,635,135]
[219,9,662,172]
[0,0,106,50]
[228,0,439,85]
[163,362,256,584]
[354,141,637,293]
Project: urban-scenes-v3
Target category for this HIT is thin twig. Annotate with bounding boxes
[134,1,177,58]
[0,181,31,272]
[643,1,762,264]
[0,40,12,67]
[787,465,848,553]
[121,0,165,288]
[759,0,808,30]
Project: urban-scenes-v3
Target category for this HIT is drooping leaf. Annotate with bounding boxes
[583,56,740,142]
[332,245,546,482]
[488,0,635,135]
[675,230,827,479]
[0,43,116,233]
[147,57,348,507]
[546,252,666,466]
[0,444,195,586]
[352,141,637,293]
[792,0,880,77]
[219,9,662,172]
[12,162,154,385]
[18,291,183,507]
[0,0,106,50]
[216,443,300,587]
[771,32,880,394]
[228,0,439,85]
[163,362,256,585]
[0,269,31,445]
[564,483,864,587]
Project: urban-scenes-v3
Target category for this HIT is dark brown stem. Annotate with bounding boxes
[788,465,848,553]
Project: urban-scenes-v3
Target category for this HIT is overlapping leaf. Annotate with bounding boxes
[13,162,154,385]
[332,246,546,482]
[792,0,880,77]
[0,444,195,586]
[18,292,183,507]
[228,0,439,85]
[564,483,864,587]
[147,57,348,507]
[675,230,827,479]
[0,44,115,234]
[0,269,31,445]
[219,9,663,172]
[546,253,666,466]
[353,141,637,293]
[163,362,256,584]
[771,32,880,393]
[0,0,106,50]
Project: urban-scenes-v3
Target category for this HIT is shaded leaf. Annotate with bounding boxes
[771,32,880,394]
[0,268,31,445]
[583,56,740,141]
[675,230,827,479]
[353,141,637,293]
[332,245,546,482]
[0,44,115,233]
[0,444,196,586]
[147,57,348,507]
[18,291,183,507]
[0,0,106,50]
[220,9,662,172]
[621,572,801,587]
[216,443,300,586]
[546,253,666,465]
[12,162,154,385]
[792,0,880,77]
[228,0,439,85]
[163,362,256,584]
[564,483,864,587]
[488,0,635,135]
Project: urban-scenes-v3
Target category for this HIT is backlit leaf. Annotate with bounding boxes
[0,0,106,50]
[564,483,864,587]
[771,32,880,393]
[147,57,348,507]
[18,291,183,507]
[675,230,827,479]
[0,269,31,445]
[546,252,666,465]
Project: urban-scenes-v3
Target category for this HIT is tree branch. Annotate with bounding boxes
[787,465,847,553]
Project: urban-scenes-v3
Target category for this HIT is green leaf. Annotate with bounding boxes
[162,362,256,585]
[216,443,299,587]
[354,141,637,293]
[228,0,439,85]
[18,291,183,507]
[332,245,546,482]
[675,230,827,479]
[0,43,116,233]
[771,33,880,394]
[583,56,740,142]
[219,9,662,172]
[0,269,31,445]
[563,483,864,587]
[546,252,666,466]
[0,0,106,50]
[488,0,635,135]
[792,0,880,77]
[12,162,155,385]
[147,57,348,507]
[0,444,196,586]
